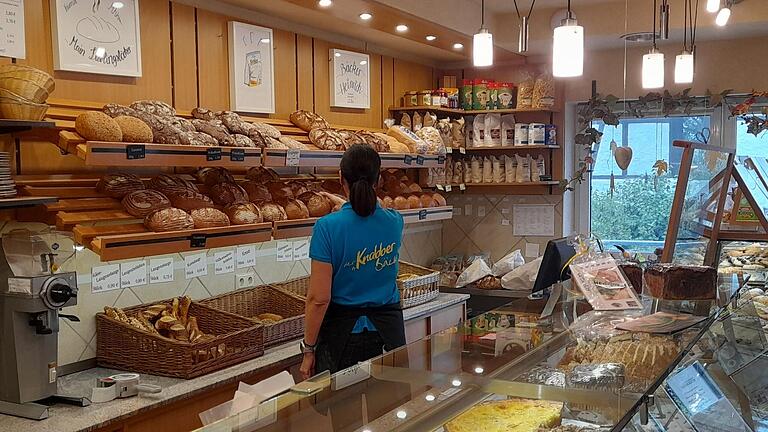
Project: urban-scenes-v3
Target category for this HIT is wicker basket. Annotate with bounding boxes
[0,77,49,103]
[0,98,48,120]
[271,276,310,300]
[200,286,305,347]
[96,300,264,379]
[397,261,440,309]
[0,64,54,94]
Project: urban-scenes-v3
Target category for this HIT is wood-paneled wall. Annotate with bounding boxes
[16,0,437,173]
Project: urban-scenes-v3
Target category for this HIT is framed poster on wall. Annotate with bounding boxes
[228,21,275,114]
[50,0,142,77]
[329,49,370,109]
[0,0,25,59]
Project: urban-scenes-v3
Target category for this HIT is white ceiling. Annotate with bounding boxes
[481,0,628,13]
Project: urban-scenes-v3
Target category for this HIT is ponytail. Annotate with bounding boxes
[340,144,381,217]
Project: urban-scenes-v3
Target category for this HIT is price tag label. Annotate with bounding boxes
[501,208,510,214]
[403,155,413,165]
[454,207,462,216]
[459,183,466,191]
[91,264,121,293]
[416,155,425,165]
[286,149,301,166]
[446,147,453,154]
[501,219,510,226]
[230,148,245,162]
[149,258,174,283]
[206,147,222,161]
[459,147,466,154]
[277,241,294,262]
[215,251,235,275]
[125,144,145,160]
[185,252,207,279]
[418,209,428,220]
[436,184,444,191]
[445,184,452,192]
[236,246,256,269]
[120,261,147,288]
[332,361,371,391]
[293,240,310,260]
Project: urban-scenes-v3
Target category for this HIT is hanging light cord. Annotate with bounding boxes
[567,0,573,19]
[683,0,699,52]
[513,0,537,21]
[481,0,485,28]
[652,0,658,49]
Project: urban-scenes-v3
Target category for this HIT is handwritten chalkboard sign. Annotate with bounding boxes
[329,49,370,109]
[0,0,25,59]
[50,0,142,77]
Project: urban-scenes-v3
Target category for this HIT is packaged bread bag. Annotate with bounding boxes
[472,115,486,148]
[515,154,531,183]
[453,160,463,184]
[492,156,503,183]
[471,157,482,183]
[387,125,428,154]
[532,73,555,109]
[423,112,437,128]
[412,112,423,132]
[400,112,412,130]
[532,154,546,181]
[485,113,502,147]
[445,156,454,184]
[463,159,472,184]
[482,157,493,183]
[501,114,515,147]
[416,126,446,155]
[504,155,516,183]
[516,72,535,109]
[451,118,465,148]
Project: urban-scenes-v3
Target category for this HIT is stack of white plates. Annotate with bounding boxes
[0,152,16,198]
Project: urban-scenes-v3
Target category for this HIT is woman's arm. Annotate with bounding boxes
[299,259,332,380]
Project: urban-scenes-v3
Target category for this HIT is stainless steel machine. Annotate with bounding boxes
[0,229,89,420]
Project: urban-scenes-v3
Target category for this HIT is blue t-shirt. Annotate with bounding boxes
[309,202,403,332]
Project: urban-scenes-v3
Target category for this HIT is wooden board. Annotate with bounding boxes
[273,218,319,240]
[82,142,262,168]
[21,185,103,198]
[73,223,147,245]
[399,206,453,224]
[263,149,444,168]
[57,209,137,229]
[45,197,122,212]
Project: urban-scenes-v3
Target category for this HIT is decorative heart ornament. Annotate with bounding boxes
[614,147,633,170]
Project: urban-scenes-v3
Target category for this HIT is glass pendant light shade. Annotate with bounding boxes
[473,28,494,67]
[706,0,720,12]
[552,19,584,77]
[715,7,731,26]
[642,49,665,89]
[674,51,694,83]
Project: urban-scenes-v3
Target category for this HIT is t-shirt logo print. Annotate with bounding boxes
[345,242,398,271]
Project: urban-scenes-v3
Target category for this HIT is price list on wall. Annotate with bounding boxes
[0,0,24,59]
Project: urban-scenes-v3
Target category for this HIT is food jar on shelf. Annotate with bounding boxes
[418,90,432,106]
[460,79,473,110]
[488,82,499,110]
[440,89,449,107]
[431,90,442,106]
[497,82,515,109]
[472,79,489,110]
[404,90,418,107]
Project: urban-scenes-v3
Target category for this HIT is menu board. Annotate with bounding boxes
[0,0,24,59]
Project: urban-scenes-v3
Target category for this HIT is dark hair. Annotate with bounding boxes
[340,144,381,217]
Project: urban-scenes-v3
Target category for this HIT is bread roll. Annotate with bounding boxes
[393,196,409,210]
[195,167,235,186]
[122,190,171,217]
[75,111,123,142]
[144,208,194,232]
[289,110,330,132]
[309,128,345,151]
[96,173,145,198]
[245,167,279,183]
[420,193,436,208]
[432,193,447,207]
[114,116,153,143]
[259,202,288,222]
[405,182,423,193]
[209,183,248,206]
[224,202,263,225]
[241,181,272,203]
[148,174,199,195]
[382,196,394,209]
[266,182,294,201]
[168,189,214,211]
[298,192,332,217]
[407,195,422,209]
[190,208,230,228]
[281,199,310,220]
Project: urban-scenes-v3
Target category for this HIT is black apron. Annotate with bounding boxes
[316,302,406,373]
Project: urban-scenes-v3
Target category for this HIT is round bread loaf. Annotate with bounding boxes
[209,183,248,206]
[190,208,230,228]
[287,181,308,197]
[382,196,394,209]
[245,167,279,183]
[407,195,422,209]
[289,110,330,132]
[75,111,123,142]
[114,115,153,143]
[250,122,281,140]
[318,191,346,209]
[224,202,263,225]
[96,173,145,198]
[309,128,345,150]
[195,167,234,186]
[281,199,310,220]
[393,196,409,210]
[320,179,343,195]
[406,182,423,193]
[298,192,332,217]
[122,189,171,217]
[266,182,294,201]
[148,174,199,195]
[241,181,272,203]
[432,193,447,207]
[144,208,194,232]
[259,202,288,222]
[168,189,214,211]
[420,193,436,208]
[338,130,364,149]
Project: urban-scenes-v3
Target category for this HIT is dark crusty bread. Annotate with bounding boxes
[266,182,294,201]
[241,181,272,203]
[309,128,345,150]
[224,202,263,225]
[289,110,330,132]
[643,264,716,300]
[195,167,235,186]
[245,166,279,183]
[148,174,199,196]
[209,183,249,206]
[190,208,230,228]
[259,202,288,222]
[122,189,171,217]
[281,199,310,220]
[297,191,332,217]
[168,190,214,211]
[96,173,145,199]
[144,208,194,232]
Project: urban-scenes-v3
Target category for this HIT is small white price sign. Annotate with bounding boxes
[92,264,121,293]
[436,184,444,191]
[149,258,174,283]
[120,260,147,288]
[236,245,256,268]
[446,147,452,154]
[185,253,208,279]
[293,240,310,260]
[459,147,466,154]
[445,184,452,192]
[285,149,301,166]
[277,241,294,262]
[478,206,486,217]
[459,183,466,191]
[215,251,235,275]
[464,204,472,215]
[501,219,510,226]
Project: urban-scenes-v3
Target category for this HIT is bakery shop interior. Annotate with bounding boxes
[1,0,767,431]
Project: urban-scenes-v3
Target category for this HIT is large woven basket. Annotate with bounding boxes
[200,286,305,347]
[0,77,49,103]
[96,300,264,379]
[0,64,54,94]
[0,98,48,120]
[397,261,440,309]
[271,276,310,299]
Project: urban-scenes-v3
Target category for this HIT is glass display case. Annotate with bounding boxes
[195,276,761,432]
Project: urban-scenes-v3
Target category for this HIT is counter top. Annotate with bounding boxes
[0,293,469,432]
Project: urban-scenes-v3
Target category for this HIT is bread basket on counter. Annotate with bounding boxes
[96,300,264,379]
[200,285,305,348]
[397,261,440,309]
[270,276,310,300]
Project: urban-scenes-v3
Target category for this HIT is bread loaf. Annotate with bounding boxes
[144,208,194,232]
[375,132,411,153]
[393,196,409,210]
[191,107,217,121]
[224,202,263,225]
[195,167,235,186]
[320,180,344,195]
[415,126,445,155]
[246,167,279,183]
[381,196,394,209]
[643,264,717,300]
[241,181,272,203]
[298,192,332,217]
[387,126,427,154]
[148,174,199,195]
[218,111,255,135]
[432,193,447,207]
[249,122,281,147]
[130,100,176,117]
[76,111,123,142]
[289,110,330,132]
[103,103,138,118]
[190,208,230,228]
[191,119,235,146]
[279,136,306,150]
[287,181,309,198]
[420,193,436,208]
[232,134,256,147]
[266,182,294,201]
[281,199,310,220]
[209,183,248,206]
[339,130,365,149]
[357,130,390,153]
[168,190,214,211]
[309,128,345,150]
[114,116,153,143]
[122,190,171,217]
[407,195,422,209]
[96,173,145,198]
[259,202,288,222]
[318,191,346,209]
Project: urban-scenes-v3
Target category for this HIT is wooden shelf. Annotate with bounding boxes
[0,196,58,209]
[0,119,56,135]
[399,206,453,223]
[436,181,560,190]
[388,106,557,115]
[449,145,559,152]
[263,148,444,169]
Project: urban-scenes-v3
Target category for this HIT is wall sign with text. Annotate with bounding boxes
[329,49,370,109]
[228,21,275,114]
[50,0,142,77]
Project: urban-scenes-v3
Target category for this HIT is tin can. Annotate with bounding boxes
[514,123,529,146]
[418,90,432,106]
[404,90,418,107]
[472,79,489,110]
[529,123,546,145]
[545,124,557,146]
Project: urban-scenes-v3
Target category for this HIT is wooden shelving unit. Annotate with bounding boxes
[451,145,559,152]
[263,148,444,169]
[388,106,557,115]
[0,196,58,209]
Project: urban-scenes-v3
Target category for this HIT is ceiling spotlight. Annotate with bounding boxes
[318,0,332,7]
[111,1,124,8]
[425,35,437,41]
[642,0,664,89]
[425,394,436,402]
[552,0,584,77]
[675,51,694,84]
[359,12,372,20]
[715,5,731,26]
[396,410,407,419]
[395,24,408,32]
[453,42,464,49]
[706,0,720,12]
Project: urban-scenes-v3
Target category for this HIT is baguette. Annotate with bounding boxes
[179,296,191,325]
[171,297,180,319]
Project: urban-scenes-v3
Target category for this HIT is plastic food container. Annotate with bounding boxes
[404,90,417,107]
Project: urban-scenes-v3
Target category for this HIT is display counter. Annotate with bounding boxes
[0,294,469,432]
[193,276,760,432]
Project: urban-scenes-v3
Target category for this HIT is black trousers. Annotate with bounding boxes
[315,330,384,375]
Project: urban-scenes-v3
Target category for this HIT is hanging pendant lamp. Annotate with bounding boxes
[552,0,584,77]
[473,0,493,67]
[642,0,664,89]
[715,3,731,26]
[675,0,697,84]
[514,0,536,53]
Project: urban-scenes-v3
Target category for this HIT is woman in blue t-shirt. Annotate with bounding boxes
[299,144,406,380]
